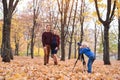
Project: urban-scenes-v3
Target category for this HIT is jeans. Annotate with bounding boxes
[87,56,95,73]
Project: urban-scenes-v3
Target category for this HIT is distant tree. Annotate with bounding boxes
[117,0,120,60]
[1,0,19,62]
[68,0,77,59]
[30,0,41,58]
[57,0,71,61]
[94,0,116,64]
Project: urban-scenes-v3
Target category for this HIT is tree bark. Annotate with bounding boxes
[1,0,19,62]
[27,43,30,56]
[94,23,97,54]
[94,0,116,65]
[15,41,19,56]
[74,39,77,58]
[57,0,70,61]
[79,0,85,61]
[30,25,35,59]
[118,17,120,60]
[68,0,78,59]
[1,16,12,62]
[103,23,110,64]
[60,23,65,61]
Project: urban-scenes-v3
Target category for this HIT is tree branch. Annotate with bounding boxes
[12,0,19,13]
[106,0,111,21]
[94,0,104,23]
[109,0,116,22]
[2,0,8,15]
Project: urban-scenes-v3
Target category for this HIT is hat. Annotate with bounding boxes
[77,42,81,46]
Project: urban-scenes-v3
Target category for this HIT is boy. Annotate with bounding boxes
[51,30,60,65]
[78,42,95,73]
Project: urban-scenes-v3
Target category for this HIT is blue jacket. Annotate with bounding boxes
[79,47,95,59]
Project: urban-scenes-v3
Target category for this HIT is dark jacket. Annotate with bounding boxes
[42,32,52,47]
[51,34,60,48]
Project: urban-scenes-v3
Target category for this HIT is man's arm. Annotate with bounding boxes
[42,33,45,47]
[79,48,86,65]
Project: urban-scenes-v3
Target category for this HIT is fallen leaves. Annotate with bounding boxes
[0,56,120,80]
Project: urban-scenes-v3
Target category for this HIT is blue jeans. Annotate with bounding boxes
[87,56,95,73]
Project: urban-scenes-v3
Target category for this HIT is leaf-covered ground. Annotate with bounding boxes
[0,56,120,80]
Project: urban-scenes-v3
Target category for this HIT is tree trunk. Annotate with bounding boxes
[74,39,77,58]
[15,42,19,56]
[27,43,30,56]
[118,17,120,60]
[1,0,19,62]
[94,23,97,54]
[103,24,110,64]
[30,2,36,59]
[68,40,72,59]
[1,16,12,62]
[68,0,78,59]
[60,24,65,61]
[14,34,19,56]
[57,0,71,61]
[30,26,35,59]
[94,0,116,65]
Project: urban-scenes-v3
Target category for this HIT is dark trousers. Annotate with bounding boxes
[51,43,58,65]
[44,45,50,65]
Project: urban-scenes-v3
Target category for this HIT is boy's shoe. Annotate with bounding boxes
[44,63,46,65]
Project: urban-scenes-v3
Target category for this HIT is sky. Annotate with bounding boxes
[17,0,30,14]
[0,0,30,19]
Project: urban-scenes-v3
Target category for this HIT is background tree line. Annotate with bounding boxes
[0,0,119,65]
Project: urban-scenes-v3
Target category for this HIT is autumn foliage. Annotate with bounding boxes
[0,56,120,80]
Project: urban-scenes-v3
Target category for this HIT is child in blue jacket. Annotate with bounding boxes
[78,43,96,73]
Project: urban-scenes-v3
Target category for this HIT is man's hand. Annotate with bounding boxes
[55,47,58,50]
[44,46,47,49]
[83,61,86,65]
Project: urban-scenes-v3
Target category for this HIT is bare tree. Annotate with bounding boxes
[79,0,85,44]
[1,0,19,62]
[94,0,116,64]
[30,0,41,58]
[68,0,78,59]
[57,0,71,61]
[118,5,120,60]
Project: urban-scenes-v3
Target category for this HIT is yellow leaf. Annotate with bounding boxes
[82,12,89,16]
[14,73,21,78]
[116,1,120,8]
[98,3,107,8]
[92,11,98,17]
[96,20,101,25]
[89,0,102,3]
[118,9,120,16]
[89,0,94,3]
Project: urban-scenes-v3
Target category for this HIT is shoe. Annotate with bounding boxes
[54,62,58,65]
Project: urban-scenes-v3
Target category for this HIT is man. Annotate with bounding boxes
[78,42,96,73]
[42,25,52,65]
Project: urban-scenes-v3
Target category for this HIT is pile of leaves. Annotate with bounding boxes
[0,56,120,80]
